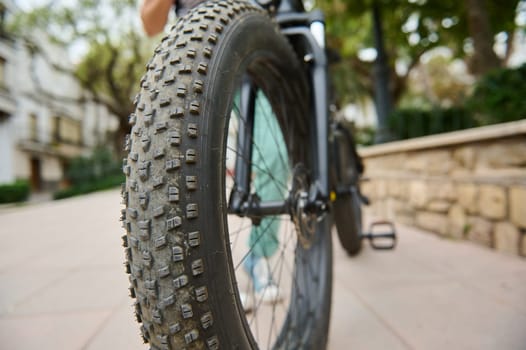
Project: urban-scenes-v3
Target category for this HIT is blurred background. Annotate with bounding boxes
[0,0,524,349]
[0,0,525,201]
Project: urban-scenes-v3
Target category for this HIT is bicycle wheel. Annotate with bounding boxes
[122,1,332,349]
[332,125,363,256]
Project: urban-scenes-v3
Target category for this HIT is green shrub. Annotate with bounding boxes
[0,180,30,204]
[388,107,477,140]
[467,63,526,125]
[53,174,124,200]
[53,147,123,200]
[354,126,376,146]
[66,147,121,186]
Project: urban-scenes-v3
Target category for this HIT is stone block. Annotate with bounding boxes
[396,214,415,227]
[406,150,454,175]
[453,146,477,170]
[427,200,451,213]
[363,154,406,172]
[478,185,507,220]
[473,168,526,180]
[466,216,493,248]
[374,200,390,219]
[494,222,520,255]
[383,198,402,221]
[475,141,526,169]
[510,186,526,228]
[457,183,478,214]
[366,201,380,217]
[450,168,472,178]
[428,150,455,175]
[388,180,408,200]
[376,180,388,199]
[416,211,449,236]
[361,181,375,199]
[448,204,467,239]
[409,181,428,208]
[430,182,457,201]
[405,153,427,173]
[388,198,409,215]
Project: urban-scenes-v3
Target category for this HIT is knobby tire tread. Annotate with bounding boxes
[123,2,261,349]
[122,1,331,349]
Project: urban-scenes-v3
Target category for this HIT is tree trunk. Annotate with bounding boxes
[372,1,393,143]
[465,0,501,75]
[114,115,132,158]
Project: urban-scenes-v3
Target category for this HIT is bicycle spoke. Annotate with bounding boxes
[231,103,290,193]
[224,72,330,348]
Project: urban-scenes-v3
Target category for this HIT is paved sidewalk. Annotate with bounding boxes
[0,190,524,349]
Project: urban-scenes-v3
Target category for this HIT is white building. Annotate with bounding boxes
[0,0,119,191]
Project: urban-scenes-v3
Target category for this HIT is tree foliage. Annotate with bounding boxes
[321,0,522,105]
[11,0,155,152]
[400,52,473,109]
[10,0,525,144]
[466,63,526,125]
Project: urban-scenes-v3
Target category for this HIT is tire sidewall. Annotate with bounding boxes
[198,11,312,348]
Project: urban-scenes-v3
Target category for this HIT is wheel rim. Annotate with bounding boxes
[223,81,329,349]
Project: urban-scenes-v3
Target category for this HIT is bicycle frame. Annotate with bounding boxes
[228,0,330,221]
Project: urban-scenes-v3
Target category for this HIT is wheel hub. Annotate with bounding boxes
[290,165,317,248]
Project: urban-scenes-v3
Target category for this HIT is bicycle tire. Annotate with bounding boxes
[334,191,362,256]
[122,1,332,349]
[332,126,362,256]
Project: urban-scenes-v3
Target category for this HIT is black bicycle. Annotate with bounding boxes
[122,0,394,348]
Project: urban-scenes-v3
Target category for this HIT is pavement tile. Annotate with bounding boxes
[0,193,119,272]
[394,225,526,314]
[351,279,526,350]
[84,301,146,350]
[0,268,68,315]
[13,266,128,315]
[0,310,111,350]
[333,225,526,350]
[328,278,410,350]
[1,190,525,350]
[17,235,125,272]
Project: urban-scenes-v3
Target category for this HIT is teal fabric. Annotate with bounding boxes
[248,91,289,259]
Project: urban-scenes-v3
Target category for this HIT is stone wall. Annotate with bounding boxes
[358,120,526,257]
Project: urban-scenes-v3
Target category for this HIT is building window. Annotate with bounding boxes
[29,114,38,141]
[52,115,82,145]
[0,3,6,37]
[0,56,6,89]
[0,110,8,122]
[52,116,60,143]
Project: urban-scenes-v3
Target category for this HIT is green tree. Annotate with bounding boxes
[322,0,522,106]
[467,63,526,125]
[400,52,472,109]
[11,0,155,153]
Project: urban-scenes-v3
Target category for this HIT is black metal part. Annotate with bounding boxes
[240,198,290,218]
[359,192,370,206]
[361,220,397,250]
[275,0,304,13]
[229,12,332,222]
[335,185,370,206]
[276,9,324,26]
[228,79,256,215]
[281,24,329,205]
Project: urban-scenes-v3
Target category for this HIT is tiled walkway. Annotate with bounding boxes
[0,190,524,349]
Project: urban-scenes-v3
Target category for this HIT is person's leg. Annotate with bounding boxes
[245,91,289,293]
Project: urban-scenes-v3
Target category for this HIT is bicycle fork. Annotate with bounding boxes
[228,10,396,252]
[228,11,332,221]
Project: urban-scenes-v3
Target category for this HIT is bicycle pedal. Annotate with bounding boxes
[361,220,397,250]
[359,193,370,206]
